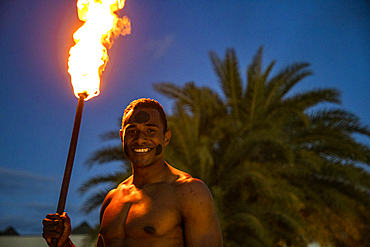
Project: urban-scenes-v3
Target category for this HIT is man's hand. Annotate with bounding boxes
[42,212,71,247]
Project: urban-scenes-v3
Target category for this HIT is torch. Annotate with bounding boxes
[51,1,130,246]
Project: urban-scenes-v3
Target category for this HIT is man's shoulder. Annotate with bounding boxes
[174,176,215,219]
[177,177,210,193]
[173,176,212,204]
[168,165,208,188]
[100,176,133,215]
[104,176,133,200]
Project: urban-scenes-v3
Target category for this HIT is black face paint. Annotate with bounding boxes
[155,144,162,155]
[144,226,156,234]
[134,110,150,123]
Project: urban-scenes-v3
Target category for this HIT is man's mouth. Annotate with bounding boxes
[133,148,153,153]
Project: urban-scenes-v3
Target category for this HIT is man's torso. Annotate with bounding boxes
[100,173,190,247]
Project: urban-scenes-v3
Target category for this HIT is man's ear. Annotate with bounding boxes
[164,130,171,147]
[119,129,123,142]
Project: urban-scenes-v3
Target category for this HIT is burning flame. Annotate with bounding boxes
[68,0,131,101]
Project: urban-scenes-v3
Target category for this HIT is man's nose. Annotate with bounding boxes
[135,131,147,144]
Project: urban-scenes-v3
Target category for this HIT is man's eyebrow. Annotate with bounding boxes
[145,123,159,128]
[125,123,159,128]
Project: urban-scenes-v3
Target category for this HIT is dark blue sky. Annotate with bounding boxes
[1,0,369,235]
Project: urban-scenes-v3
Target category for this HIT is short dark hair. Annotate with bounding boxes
[122,98,168,132]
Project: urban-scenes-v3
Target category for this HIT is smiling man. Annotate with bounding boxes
[42,98,223,247]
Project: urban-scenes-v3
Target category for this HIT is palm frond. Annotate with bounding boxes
[153,82,193,105]
[210,48,243,120]
[265,62,312,108]
[282,88,341,112]
[78,172,129,194]
[231,213,272,246]
[244,47,266,121]
[84,145,128,168]
[309,108,370,136]
[81,190,109,214]
[99,130,120,141]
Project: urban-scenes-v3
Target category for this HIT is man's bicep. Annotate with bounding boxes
[100,189,116,223]
[183,210,222,247]
[97,189,115,247]
[181,180,223,246]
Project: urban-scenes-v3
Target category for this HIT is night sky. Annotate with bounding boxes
[1,0,369,235]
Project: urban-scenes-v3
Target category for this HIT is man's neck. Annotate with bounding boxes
[131,160,170,187]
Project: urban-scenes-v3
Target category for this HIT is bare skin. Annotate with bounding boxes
[43,212,72,247]
[43,105,222,247]
[98,164,221,247]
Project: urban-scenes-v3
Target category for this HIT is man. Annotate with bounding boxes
[43,98,223,247]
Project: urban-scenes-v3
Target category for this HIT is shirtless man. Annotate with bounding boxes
[42,98,223,247]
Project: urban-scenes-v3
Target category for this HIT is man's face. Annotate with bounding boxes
[121,108,170,167]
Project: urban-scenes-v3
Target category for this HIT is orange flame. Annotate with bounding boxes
[68,0,131,101]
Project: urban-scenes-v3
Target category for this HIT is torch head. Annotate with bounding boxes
[68,0,131,101]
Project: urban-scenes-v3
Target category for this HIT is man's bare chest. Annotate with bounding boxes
[100,184,182,240]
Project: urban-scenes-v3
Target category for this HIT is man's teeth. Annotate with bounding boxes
[134,148,151,153]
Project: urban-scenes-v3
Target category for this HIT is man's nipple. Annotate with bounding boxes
[144,225,156,234]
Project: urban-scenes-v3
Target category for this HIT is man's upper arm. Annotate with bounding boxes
[99,188,116,223]
[180,179,223,247]
[97,189,116,247]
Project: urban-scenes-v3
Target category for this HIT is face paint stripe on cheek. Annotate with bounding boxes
[134,111,150,123]
[155,144,162,156]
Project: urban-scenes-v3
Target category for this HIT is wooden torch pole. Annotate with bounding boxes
[51,93,87,247]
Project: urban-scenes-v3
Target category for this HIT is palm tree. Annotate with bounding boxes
[154,47,370,246]
[153,50,310,245]
[80,47,370,246]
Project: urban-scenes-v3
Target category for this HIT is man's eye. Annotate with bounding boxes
[128,129,137,134]
[148,129,155,133]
